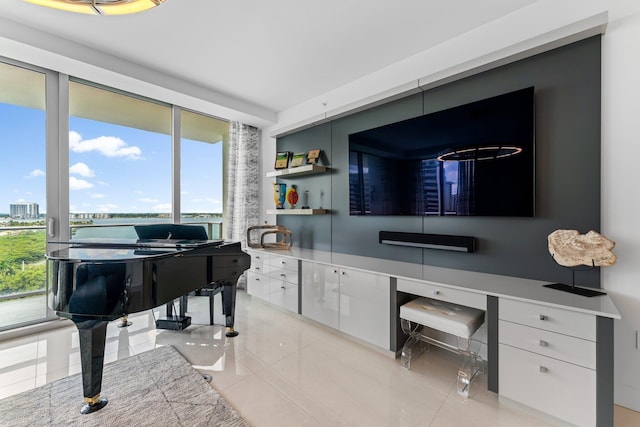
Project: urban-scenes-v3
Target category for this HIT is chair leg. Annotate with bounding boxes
[456,336,483,398]
[209,292,214,326]
[400,319,428,370]
[179,295,188,317]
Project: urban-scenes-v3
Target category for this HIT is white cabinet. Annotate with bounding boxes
[301,261,390,350]
[339,267,390,350]
[246,250,298,313]
[246,251,270,301]
[499,298,597,427]
[301,261,339,329]
[266,254,299,313]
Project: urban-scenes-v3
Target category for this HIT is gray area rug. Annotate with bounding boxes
[0,345,250,427]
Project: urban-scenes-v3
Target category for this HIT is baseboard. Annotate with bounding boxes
[615,384,640,412]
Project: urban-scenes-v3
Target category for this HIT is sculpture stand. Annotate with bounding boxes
[544,258,606,297]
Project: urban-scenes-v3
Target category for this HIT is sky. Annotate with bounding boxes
[0,103,223,215]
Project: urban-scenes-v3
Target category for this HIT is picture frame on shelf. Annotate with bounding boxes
[274,151,291,169]
[307,149,321,164]
[290,152,306,167]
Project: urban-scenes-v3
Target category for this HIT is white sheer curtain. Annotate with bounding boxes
[224,122,260,246]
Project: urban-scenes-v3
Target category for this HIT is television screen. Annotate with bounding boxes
[348,87,535,217]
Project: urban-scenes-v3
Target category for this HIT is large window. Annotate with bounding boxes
[0,61,50,330]
[68,81,172,238]
[180,110,227,238]
[0,62,229,332]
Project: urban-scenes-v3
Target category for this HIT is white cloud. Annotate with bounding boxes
[69,130,143,160]
[91,193,106,199]
[151,203,171,212]
[69,162,95,177]
[140,197,158,203]
[69,176,94,190]
[95,203,118,212]
[29,169,45,177]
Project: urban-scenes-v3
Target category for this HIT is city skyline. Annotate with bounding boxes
[0,103,223,216]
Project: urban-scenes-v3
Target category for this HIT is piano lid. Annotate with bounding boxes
[47,238,225,262]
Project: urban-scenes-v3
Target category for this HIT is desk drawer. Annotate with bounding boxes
[397,278,486,310]
[267,269,299,286]
[499,320,596,369]
[499,344,596,427]
[246,270,269,300]
[247,251,265,273]
[499,299,596,341]
[266,254,298,273]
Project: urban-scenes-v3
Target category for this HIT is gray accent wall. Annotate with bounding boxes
[277,36,602,287]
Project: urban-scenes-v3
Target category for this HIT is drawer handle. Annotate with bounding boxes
[539,366,549,373]
[281,260,285,265]
[434,290,441,295]
[539,340,549,347]
[256,267,260,271]
[333,270,338,274]
[256,256,260,259]
[341,271,346,276]
[539,314,548,321]
[280,273,286,277]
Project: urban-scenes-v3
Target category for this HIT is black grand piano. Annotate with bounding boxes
[46,237,250,414]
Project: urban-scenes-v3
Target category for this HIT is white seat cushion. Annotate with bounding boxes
[400,297,485,338]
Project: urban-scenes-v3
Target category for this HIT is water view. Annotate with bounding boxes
[1,64,226,331]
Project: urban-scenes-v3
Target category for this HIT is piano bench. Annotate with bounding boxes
[175,286,223,326]
[400,297,485,397]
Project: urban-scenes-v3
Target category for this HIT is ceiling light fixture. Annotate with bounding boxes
[23,0,166,16]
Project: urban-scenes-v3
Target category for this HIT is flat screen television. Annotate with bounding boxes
[348,86,535,217]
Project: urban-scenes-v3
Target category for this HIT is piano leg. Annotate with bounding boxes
[222,281,238,337]
[74,319,109,414]
[117,316,132,328]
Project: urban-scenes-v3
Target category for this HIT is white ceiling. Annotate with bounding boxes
[0,0,539,115]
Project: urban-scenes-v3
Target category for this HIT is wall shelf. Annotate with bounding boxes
[266,164,327,178]
[267,209,328,215]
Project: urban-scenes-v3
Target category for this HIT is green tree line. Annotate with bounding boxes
[0,231,46,296]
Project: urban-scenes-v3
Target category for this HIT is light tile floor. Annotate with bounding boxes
[0,291,638,426]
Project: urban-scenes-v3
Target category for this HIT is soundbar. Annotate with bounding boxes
[379,231,476,253]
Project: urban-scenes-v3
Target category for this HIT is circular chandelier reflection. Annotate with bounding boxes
[436,145,522,162]
[23,0,166,15]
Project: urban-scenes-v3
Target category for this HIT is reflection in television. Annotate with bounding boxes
[348,87,535,217]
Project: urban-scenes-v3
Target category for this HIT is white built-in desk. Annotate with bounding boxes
[245,247,620,427]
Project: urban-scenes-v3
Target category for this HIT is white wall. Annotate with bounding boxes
[262,0,640,411]
[601,1,640,412]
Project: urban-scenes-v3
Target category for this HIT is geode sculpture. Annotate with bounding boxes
[548,229,616,268]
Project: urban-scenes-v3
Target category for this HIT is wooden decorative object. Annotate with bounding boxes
[547,229,616,268]
[290,152,306,167]
[274,151,291,169]
[306,149,321,164]
[247,223,293,249]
